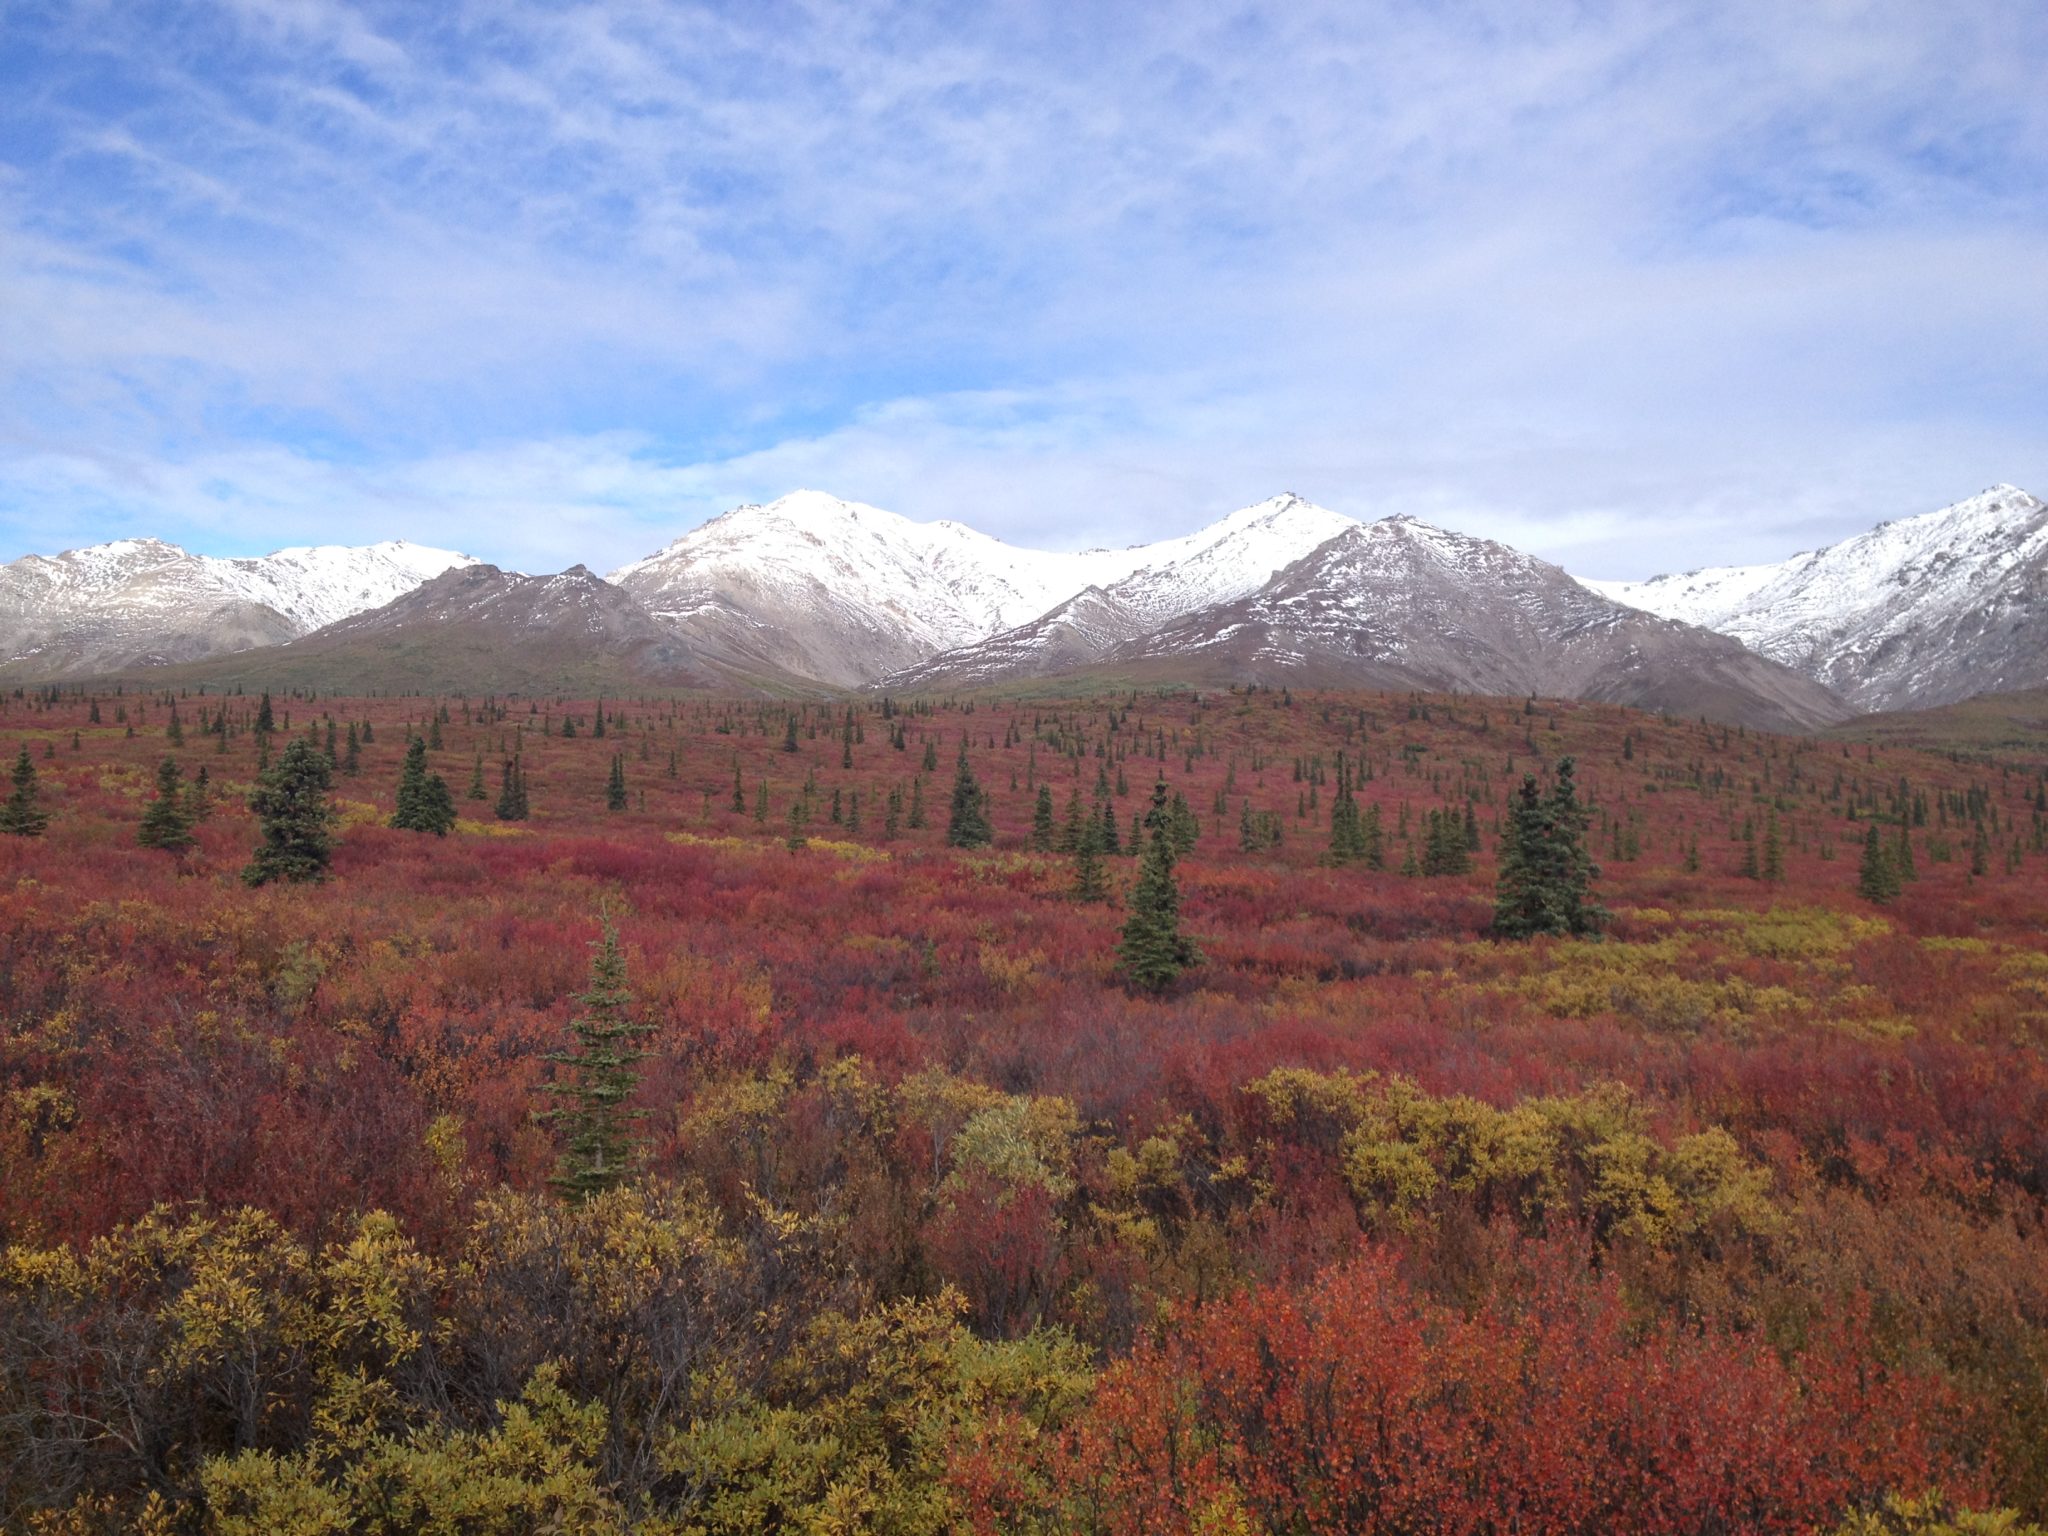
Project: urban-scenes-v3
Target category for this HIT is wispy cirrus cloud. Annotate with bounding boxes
[2,0,2044,574]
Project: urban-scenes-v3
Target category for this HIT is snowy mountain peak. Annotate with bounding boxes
[0,536,478,677]
[1585,483,2048,711]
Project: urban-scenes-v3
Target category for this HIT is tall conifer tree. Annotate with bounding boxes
[138,757,195,853]
[391,738,457,835]
[0,747,50,837]
[1118,821,1200,991]
[244,738,334,886]
[1492,757,1603,938]
[537,916,652,1201]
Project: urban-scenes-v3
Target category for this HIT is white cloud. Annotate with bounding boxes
[1,0,2044,575]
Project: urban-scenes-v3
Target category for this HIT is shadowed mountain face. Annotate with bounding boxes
[147,564,733,696]
[901,518,1851,732]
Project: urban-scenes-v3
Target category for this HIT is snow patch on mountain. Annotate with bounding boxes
[615,488,1362,688]
[0,537,477,675]
[1584,485,2048,710]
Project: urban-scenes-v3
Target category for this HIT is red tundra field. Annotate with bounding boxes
[3,684,2046,1533]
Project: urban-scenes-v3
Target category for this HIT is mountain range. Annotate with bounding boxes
[0,538,475,677]
[1582,484,2047,712]
[2,484,2039,728]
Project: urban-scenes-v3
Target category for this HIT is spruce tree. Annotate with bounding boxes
[0,749,49,843]
[1762,812,1785,882]
[1165,790,1199,859]
[137,757,195,853]
[0,747,50,837]
[253,692,275,735]
[606,753,628,812]
[1031,784,1056,851]
[1858,824,1901,903]
[1361,802,1386,869]
[1071,817,1108,902]
[1118,820,1200,991]
[495,756,530,821]
[1421,807,1471,876]
[468,751,488,800]
[244,737,334,886]
[1098,797,1122,855]
[390,737,456,835]
[1492,757,1603,938]
[947,745,993,847]
[1328,771,1365,864]
[537,916,652,1201]
[1057,788,1085,854]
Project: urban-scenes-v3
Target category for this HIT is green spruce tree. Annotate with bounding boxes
[243,737,335,886]
[537,916,653,1201]
[1071,816,1108,902]
[1762,812,1785,882]
[1492,757,1604,938]
[1858,824,1901,903]
[0,747,50,837]
[137,757,195,853]
[1117,821,1200,991]
[495,756,530,821]
[945,744,993,847]
[390,738,457,835]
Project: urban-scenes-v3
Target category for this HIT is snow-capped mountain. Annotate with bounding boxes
[1583,485,2048,711]
[1082,492,1359,630]
[699,490,1354,690]
[7,483,2035,718]
[605,490,1125,688]
[0,536,476,677]
[1050,517,1848,731]
[609,488,1353,689]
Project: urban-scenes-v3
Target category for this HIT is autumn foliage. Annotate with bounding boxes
[0,682,2045,1530]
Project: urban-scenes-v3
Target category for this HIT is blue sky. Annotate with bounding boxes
[2,0,2044,575]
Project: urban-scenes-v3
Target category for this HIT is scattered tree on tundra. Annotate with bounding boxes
[1493,756,1604,938]
[243,736,335,885]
